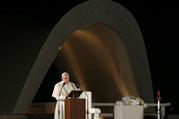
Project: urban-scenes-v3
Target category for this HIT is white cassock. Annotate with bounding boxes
[52,81,77,119]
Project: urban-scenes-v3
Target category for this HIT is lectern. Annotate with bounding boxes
[65,90,85,119]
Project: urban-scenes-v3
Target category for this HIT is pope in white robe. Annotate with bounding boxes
[52,72,77,119]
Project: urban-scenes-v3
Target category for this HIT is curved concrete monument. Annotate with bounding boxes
[0,0,153,114]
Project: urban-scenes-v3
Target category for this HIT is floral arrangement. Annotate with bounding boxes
[118,96,147,109]
[131,97,148,109]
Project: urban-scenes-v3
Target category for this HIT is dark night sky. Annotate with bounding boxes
[1,0,178,114]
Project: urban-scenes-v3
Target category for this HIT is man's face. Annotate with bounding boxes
[62,74,69,83]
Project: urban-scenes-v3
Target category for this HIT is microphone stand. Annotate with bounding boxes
[75,83,89,119]
[59,82,65,100]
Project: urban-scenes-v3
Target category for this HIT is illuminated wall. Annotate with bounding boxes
[54,24,139,102]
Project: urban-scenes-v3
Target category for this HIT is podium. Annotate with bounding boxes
[65,90,85,119]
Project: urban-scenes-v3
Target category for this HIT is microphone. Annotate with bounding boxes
[62,82,66,87]
[75,83,82,90]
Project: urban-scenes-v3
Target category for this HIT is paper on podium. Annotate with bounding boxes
[67,90,83,98]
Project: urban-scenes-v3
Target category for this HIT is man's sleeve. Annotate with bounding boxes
[52,84,66,100]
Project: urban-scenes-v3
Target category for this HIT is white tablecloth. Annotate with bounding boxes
[114,105,144,119]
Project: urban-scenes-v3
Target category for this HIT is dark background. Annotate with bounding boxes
[0,0,178,114]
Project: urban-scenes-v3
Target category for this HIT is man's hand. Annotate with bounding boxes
[66,93,69,97]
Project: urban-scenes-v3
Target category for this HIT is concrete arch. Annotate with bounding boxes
[13,0,153,113]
